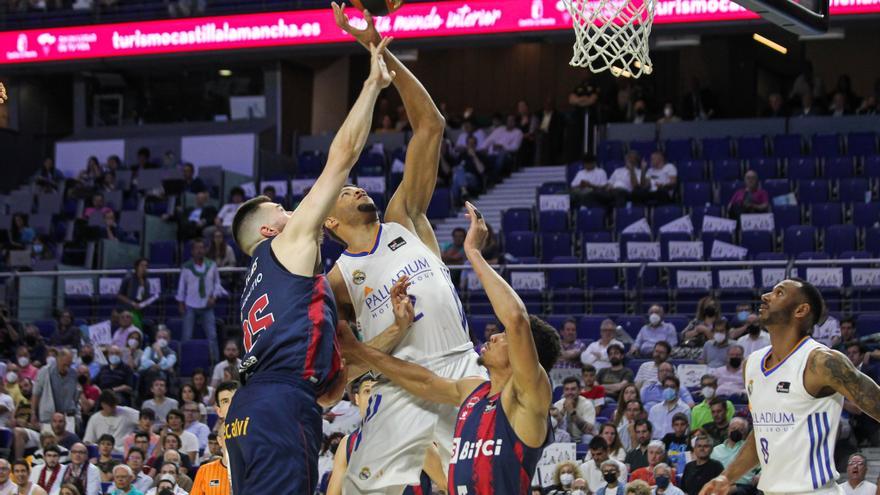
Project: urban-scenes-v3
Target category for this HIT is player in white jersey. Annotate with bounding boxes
[324,4,485,493]
[701,278,880,495]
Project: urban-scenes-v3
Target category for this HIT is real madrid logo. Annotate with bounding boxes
[747,379,753,396]
[359,467,371,480]
[353,270,366,285]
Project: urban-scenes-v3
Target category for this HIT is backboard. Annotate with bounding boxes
[735,0,830,34]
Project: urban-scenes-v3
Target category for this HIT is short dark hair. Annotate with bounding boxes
[452,227,466,236]
[845,340,866,354]
[231,195,272,251]
[709,397,727,409]
[127,447,145,460]
[98,434,115,445]
[215,380,240,405]
[589,436,608,451]
[12,459,29,471]
[654,341,672,354]
[582,364,596,374]
[134,431,149,442]
[137,147,150,158]
[166,409,184,423]
[607,343,625,356]
[790,277,825,329]
[98,390,119,408]
[229,186,245,199]
[43,445,61,455]
[529,316,562,372]
[562,376,581,388]
[841,316,856,327]
[700,374,718,386]
[634,418,653,432]
[672,412,689,424]
[662,375,681,389]
[139,408,155,421]
[208,433,218,441]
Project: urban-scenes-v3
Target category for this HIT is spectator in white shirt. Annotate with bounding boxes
[581,319,624,371]
[839,453,877,495]
[479,114,524,176]
[142,378,178,427]
[578,436,628,494]
[634,151,677,205]
[813,314,841,348]
[182,401,210,454]
[211,340,241,388]
[570,154,609,208]
[553,377,597,444]
[709,346,746,400]
[211,187,245,235]
[83,390,139,453]
[176,239,226,364]
[110,311,142,350]
[735,319,770,358]
[606,151,648,207]
[164,409,200,465]
[648,376,691,440]
[455,119,487,151]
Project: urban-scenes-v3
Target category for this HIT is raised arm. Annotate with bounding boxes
[333,3,445,256]
[462,202,552,413]
[700,430,760,495]
[807,348,880,421]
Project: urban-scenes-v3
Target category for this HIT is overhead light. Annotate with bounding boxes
[654,35,701,49]
[218,69,233,77]
[799,28,845,40]
[752,33,788,54]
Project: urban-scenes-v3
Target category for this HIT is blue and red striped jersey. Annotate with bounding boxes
[448,382,551,495]
[346,428,431,494]
[238,238,341,395]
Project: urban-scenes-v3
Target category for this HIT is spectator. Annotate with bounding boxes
[0,303,22,361]
[632,307,677,358]
[734,316,769,358]
[661,413,691,475]
[201,433,223,463]
[597,345,634,396]
[537,97,565,166]
[374,114,395,133]
[625,420,653,470]
[549,407,573,444]
[111,311,142,349]
[635,342,672,391]
[648,376,691,440]
[117,259,154,326]
[100,170,118,193]
[177,238,225,363]
[570,154,608,208]
[191,369,213,407]
[652,463,685,495]
[21,327,48,369]
[480,223,503,264]
[142,378,179,427]
[630,441,674,485]
[829,92,851,117]
[10,213,36,247]
[553,377,597,444]
[833,317,857,353]
[637,151,677,205]
[0,376,14,428]
[656,102,682,125]
[213,187,245,232]
[109,464,142,495]
[32,348,77,427]
[94,434,122,482]
[83,390,139,452]
[839,453,876,495]
[175,191,217,240]
[30,445,64,494]
[211,341,241,389]
[794,91,824,117]
[556,319,588,369]
[680,435,724,495]
[845,341,879,446]
[606,151,645,207]
[547,461,581,494]
[580,364,606,409]
[480,114,524,156]
[641,362,694,410]
[709,345,745,399]
[680,297,723,351]
[11,460,46,495]
[579,436,629,493]
[788,61,825,102]
[455,119,487,150]
[583,319,624,371]
[138,327,177,399]
[77,157,103,188]
[180,163,206,194]
[700,319,731,368]
[727,170,770,219]
[567,79,601,160]
[126,448,152,493]
[701,397,732,446]
[813,313,841,348]
[83,193,113,220]
[182,401,210,454]
[206,229,237,268]
[77,366,100,419]
[625,480,652,495]
[441,228,467,266]
[122,410,159,457]
[180,385,207,420]
[94,346,135,406]
[617,398,644,450]
[710,417,758,490]
[761,92,788,117]
[33,157,65,193]
[451,135,488,205]
[121,331,144,372]
[596,459,625,495]
[147,473,180,495]
[164,410,199,465]
[49,309,81,349]
[30,430,71,467]
[50,411,80,449]
[147,462,190,495]
[61,443,101,495]
[690,375,734,431]
[593,422,627,461]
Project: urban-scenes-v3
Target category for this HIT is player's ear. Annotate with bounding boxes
[794,302,811,321]
[324,216,339,231]
[259,224,278,238]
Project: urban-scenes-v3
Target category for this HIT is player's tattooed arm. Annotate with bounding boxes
[701,431,759,495]
[808,348,880,422]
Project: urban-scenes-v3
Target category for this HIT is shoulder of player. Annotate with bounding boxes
[806,346,853,382]
[455,377,490,405]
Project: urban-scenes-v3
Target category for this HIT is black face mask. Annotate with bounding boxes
[81,355,93,364]
[603,472,618,483]
[729,357,743,368]
[748,325,762,336]
[729,430,744,443]
[704,307,717,317]
[78,375,88,385]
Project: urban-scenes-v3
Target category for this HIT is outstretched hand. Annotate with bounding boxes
[390,275,415,331]
[463,201,488,253]
[368,37,396,89]
[699,475,732,495]
[0,83,6,104]
[332,2,382,49]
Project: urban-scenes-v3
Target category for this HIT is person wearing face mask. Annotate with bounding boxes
[138,328,177,403]
[579,436,628,493]
[76,345,101,380]
[632,306,678,358]
[49,310,81,350]
[640,362,694,410]
[700,320,731,368]
[680,297,722,353]
[596,460,625,495]
[31,348,78,429]
[652,463,685,495]
[733,316,769,359]
[648,376,691,440]
[690,375,734,431]
[708,345,746,401]
[547,461,582,495]
[15,345,40,382]
[708,417,759,490]
[94,346,135,406]
[110,312,143,351]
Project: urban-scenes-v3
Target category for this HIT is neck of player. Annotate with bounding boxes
[766,324,806,367]
[341,221,380,253]
[488,367,511,396]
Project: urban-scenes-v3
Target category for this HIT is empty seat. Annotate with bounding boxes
[576,207,606,233]
[824,156,855,179]
[824,224,857,256]
[809,203,842,228]
[682,182,713,207]
[866,227,880,256]
[653,205,685,232]
[538,181,569,195]
[719,181,743,206]
[838,178,870,202]
[629,140,657,159]
[763,179,791,199]
[690,204,722,231]
[297,152,326,177]
[787,157,817,180]
[741,231,773,255]
[772,134,803,157]
[615,206,647,232]
[677,160,707,181]
[583,232,613,243]
[502,208,534,233]
[578,315,607,341]
[712,159,742,182]
[665,139,694,162]
[598,140,625,162]
[701,232,734,256]
[149,241,177,267]
[539,210,568,233]
[847,132,878,156]
[797,179,829,204]
[852,202,880,228]
[426,188,452,219]
[737,136,767,159]
[181,340,212,376]
[773,205,802,233]
[505,231,536,258]
[866,155,880,179]
[811,134,841,157]
[541,233,573,261]
[783,225,817,256]
[702,137,732,160]
[548,256,581,289]
[747,157,778,179]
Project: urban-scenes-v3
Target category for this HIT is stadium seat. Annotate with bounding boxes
[629,140,657,159]
[797,179,829,204]
[548,257,580,289]
[787,157,817,180]
[578,315,606,341]
[809,202,842,228]
[677,160,706,181]
[615,206,647,232]
[505,231,536,258]
[664,139,694,162]
[180,340,211,377]
[866,227,880,256]
[426,188,452,219]
[541,233,573,261]
[653,206,685,232]
[690,205,722,231]
[772,134,803,157]
[552,289,587,314]
[583,232,613,243]
[576,207,607,233]
[700,232,734,256]
[773,205,802,233]
[838,178,870,202]
[824,224,857,256]
[297,151,325,177]
[747,157,778,179]
[682,182,713,207]
[824,156,855,179]
[149,241,177,267]
[719,181,743,206]
[763,179,791,198]
[811,134,841,157]
[783,225,817,256]
[620,233,652,244]
[866,155,880,179]
[736,136,766,159]
[702,137,732,161]
[502,208,533,233]
[847,132,878,156]
[711,159,742,182]
[598,140,625,162]
[538,181,569,195]
[539,210,568,233]
[852,203,880,229]
[740,231,773,255]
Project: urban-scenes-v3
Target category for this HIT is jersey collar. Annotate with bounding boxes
[342,224,382,257]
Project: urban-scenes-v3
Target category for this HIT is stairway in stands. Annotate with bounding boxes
[434,165,567,247]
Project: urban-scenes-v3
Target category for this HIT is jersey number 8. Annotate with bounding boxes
[242,294,275,353]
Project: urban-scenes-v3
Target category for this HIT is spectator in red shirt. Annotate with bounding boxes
[580,364,606,409]
[77,365,100,418]
[727,170,769,219]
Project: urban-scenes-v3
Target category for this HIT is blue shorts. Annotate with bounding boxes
[225,372,322,494]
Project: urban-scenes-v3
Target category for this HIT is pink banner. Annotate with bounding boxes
[1,0,878,65]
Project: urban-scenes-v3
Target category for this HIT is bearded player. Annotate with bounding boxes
[325,4,487,494]
[340,202,560,494]
[226,39,395,495]
[701,278,880,495]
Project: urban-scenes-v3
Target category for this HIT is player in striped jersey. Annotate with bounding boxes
[701,279,880,495]
[340,202,561,494]
[326,374,446,495]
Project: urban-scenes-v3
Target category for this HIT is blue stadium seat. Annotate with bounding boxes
[548,257,580,288]
[741,231,773,255]
[615,206,647,233]
[665,139,694,162]
[852,203,880,229]
[763,179,791,198]
[824,156,855,179]
[674,289,709,315]
[809,202,842,228]
[772,134,804,157]
[811,134,842,157]
[719,181,743,206]
[659,232,692,260]
[783,225,817,256]
[505,231,536,258]
[787,157,817,180]
[64,297,93,321]
[736,136,766,159]
[33,320,56,339]
[711,159,742,182]
[838,178,870,202]
[598,140,625,162]
[866,155,880,179]
[682,182,713,207]
[717,289,758,312]
[583,232,613,243]
[586,267,618,288]
[848,132,878,156]
[541,233,573,261]
[797,179,829,204]
[538,181,569,195]
[678,160,706,181]
[567,163,583,184]
[166,318,184,341]
[578,316,606,341]
[426,188,452,219]
[539,210,568,233]
[576,207,606,233]
[747,157,779,179]
[825,224,857,256]
[629,140,657,159]
[702,138,732,161]
[149,241,177,267]
[466,291,493,315]
[180,340,211,377]
[773,205,802,233]
[652,206,685,232]
[690,205,722,231]
[620,233,652,244]
[502,208,533,233]
[297,151,325,177]
[552,289,587,314]
[700,232,734,256]
[518,291,544,314]
[866,227,880,256]
[592,288,629,316]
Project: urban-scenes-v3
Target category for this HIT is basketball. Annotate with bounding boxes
[349,0,403,16]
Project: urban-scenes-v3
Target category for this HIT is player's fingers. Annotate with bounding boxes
[364,9,374,25]
[378,35,393,51]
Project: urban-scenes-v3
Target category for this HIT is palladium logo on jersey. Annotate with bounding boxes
[753,411,796,432]
[364,257,435,315]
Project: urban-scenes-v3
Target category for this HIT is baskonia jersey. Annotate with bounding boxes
[745,337,844,492]
[448,382,551,494]
[238,237,341,394]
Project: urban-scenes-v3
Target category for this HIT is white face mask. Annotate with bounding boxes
[17,356,29,367]
[128,339,139,348]
[649,313,661,326]
[713,333,726,343]
[157,339,168,348]
[702,386,716,399]
[46,356,57,367]
[550,416,558,429]
[5,371,17,383]
[572,491,587,495]
[560,473,574,486]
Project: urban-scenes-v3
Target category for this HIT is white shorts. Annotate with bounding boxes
[344,349,486,494]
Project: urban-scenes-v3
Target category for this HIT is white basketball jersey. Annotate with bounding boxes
[745,337,844,493]
[336,223,473,366]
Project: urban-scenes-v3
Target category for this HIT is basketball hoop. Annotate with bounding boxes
[562,0,655,78]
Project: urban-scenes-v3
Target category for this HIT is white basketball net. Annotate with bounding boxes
[562,0,655,78]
